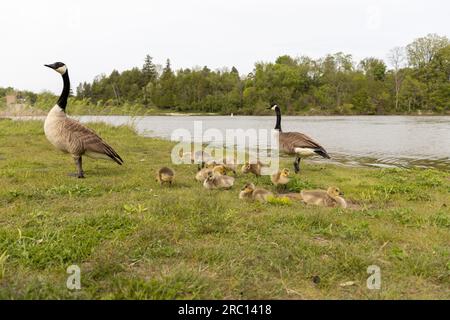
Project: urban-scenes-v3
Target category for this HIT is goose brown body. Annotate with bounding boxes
[44,107,123,165]
[278,131,330,159]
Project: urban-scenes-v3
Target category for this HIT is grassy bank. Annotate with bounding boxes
[0,119,449,299]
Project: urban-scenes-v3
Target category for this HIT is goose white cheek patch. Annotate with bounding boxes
[56,65,67,74]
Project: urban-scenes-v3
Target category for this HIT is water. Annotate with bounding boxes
[8,115,450,169]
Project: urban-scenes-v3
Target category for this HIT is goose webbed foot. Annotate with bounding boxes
[67,172,85,179]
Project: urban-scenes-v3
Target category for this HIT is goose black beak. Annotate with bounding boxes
[266,106,273,109]
[44,63,56,69]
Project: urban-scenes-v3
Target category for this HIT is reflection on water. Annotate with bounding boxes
[8,115,450,169]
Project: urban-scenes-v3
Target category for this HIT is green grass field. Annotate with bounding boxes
[0,119,449,299]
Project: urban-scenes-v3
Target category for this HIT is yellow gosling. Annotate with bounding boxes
[300,186,347,209]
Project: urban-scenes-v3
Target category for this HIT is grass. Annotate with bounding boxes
[0,118,449,299]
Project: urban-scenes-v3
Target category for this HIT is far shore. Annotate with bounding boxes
[1,106,448,118]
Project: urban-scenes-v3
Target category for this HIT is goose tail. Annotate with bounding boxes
[103,143,124,165]
[314,149,331,159]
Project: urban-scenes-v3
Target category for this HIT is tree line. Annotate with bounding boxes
[2,34,449,115]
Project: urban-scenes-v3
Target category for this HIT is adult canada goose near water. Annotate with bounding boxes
[44,62,123,178]
[268,104,330,173]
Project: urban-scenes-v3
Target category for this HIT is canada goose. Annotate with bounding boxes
[241,161,263,177]
[268,104,330,173]
[203,172,235,190]
[271,168,290,188]
[44,62,123,178]
[300,186,347,209]
[239,182,274,202]
[156,167,175,185]
[195,165,226,182]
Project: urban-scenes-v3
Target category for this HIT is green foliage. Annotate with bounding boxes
[0,251,8,279]
[2,34,449,116]
[267,196,293,206]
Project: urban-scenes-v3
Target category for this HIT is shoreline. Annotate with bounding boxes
[1,104,449,118]
[1,110,449,118]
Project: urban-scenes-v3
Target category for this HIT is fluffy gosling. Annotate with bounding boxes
[300,186,347,209]
[195,165,227,182]
[203,172,235,190]
[271,168,290,188]
[156,167,175,186]
[239,182,274,203]
[241,161,263,177]
[206,158,237,175]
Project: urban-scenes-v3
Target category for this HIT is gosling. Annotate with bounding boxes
[239,182,274,203]
[271,168,290,188]
[195,165,227,182]
[300,186,347,209]
[156,167,175,186]
[203,172,235,190]
[241,161,263,177]
[206,158,237,175]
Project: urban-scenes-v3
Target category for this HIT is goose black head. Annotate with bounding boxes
[45,62,67,75]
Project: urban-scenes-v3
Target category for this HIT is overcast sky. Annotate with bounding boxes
[0,0,448,93]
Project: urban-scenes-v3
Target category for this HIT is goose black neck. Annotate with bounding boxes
[274,107,282,131]
[57,71,70,110]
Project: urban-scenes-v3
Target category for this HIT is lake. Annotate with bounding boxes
[8,115,450,169]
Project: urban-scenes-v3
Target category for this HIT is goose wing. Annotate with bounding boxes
[63,118,124,165]
[280,132,330,158]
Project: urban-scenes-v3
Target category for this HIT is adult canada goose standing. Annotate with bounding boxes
[44,62,123,178]
[268,104,330,173]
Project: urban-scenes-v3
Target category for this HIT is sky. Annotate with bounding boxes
[0,0,448,93]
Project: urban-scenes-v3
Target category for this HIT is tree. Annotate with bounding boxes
[358,58,388,113]
[142,55,158,105]
[61,33,449,115]
[319,53,355,109]
[406,34,449,68]
[153,59,175,108]
[142,55,158,83]
[387,47,406,111]
[359,58,386,81]
[407,34,450,110]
